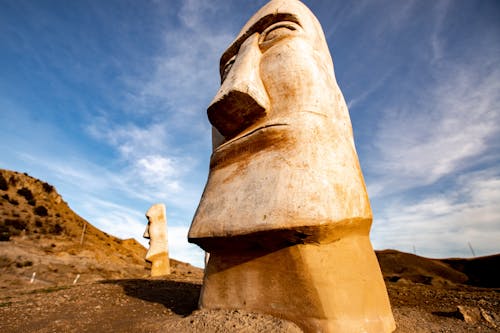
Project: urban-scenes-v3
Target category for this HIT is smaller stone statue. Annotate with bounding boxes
[143,203,170,276]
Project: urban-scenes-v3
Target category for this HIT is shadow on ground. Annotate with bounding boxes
[101,279,201,316]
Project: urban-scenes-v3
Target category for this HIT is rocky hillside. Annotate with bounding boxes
[0,169,199,289]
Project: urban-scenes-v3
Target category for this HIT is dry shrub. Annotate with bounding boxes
[0,174,7,191]
[42,182,54,193]
[34,205,48,216]
[17,187,34,201]
[50,223,63,235]
[0,255,12,267]
[0,226,10,241]
[5,218,27,230]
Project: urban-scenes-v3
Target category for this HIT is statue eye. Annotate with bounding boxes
[259,22,299,49]
[221,55,236,83]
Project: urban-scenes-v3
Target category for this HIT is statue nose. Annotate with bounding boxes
[207,34,270,139]
[143,225,150,239]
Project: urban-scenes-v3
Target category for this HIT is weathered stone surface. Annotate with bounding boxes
[201,236,395,332]
[189,0,395,331]
[144,203,170,276]
[457,305,481,324]
[456,305,498,328]
[189,0,371,250]
[480,308,498,328]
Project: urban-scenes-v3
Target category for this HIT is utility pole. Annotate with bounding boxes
[468,242,476,257]
[80,222,87,246]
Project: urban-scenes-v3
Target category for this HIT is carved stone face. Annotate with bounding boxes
[189,0,372,252]
[144,203,168,261]
[208,0,338,147]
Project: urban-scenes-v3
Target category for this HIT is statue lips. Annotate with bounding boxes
[209,108,331,170]
[210,123,290,171]
[217,123,288,149]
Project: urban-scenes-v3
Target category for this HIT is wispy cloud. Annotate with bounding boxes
[122,1,234,122]
[347,69,394,109]
[357,0,500,257]
[86,118,196,200]
[16,152,126,194]
[429,0,452,63]
[83,0,237,209]
[372,169,500,258]
[87,119,171,158]
[368,52,500,197]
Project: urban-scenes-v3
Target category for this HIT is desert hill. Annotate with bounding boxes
[442,254,500,288]
[376,249,500,288]
[0,168,200,289]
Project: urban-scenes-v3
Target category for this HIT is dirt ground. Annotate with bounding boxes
[1,269,498,333]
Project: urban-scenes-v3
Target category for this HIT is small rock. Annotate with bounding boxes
[396,278,411,285]
[480,308,497,328]
[457,305,481,324]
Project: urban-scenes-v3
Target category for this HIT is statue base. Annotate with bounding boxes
[148,254,171,277]
[199,234,395,332]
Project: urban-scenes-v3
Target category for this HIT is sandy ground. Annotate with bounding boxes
[0,270,498,333]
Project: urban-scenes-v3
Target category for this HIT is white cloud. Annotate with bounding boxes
[368,61,500,255]
[369,60,500,196]
[83,0,234,211]
[429,0,451,63]
[85,115,202,204]
[371,169,500,258]
[87,118,172,157]
[134,155,181,191]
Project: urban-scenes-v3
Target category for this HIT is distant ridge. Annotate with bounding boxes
[442,254,500,288]
[376,249,500,288]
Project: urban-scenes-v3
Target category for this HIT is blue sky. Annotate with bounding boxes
[1,0,499,267]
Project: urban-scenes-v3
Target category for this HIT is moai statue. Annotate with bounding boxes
[144,203,170,276]
[188,0,395,332]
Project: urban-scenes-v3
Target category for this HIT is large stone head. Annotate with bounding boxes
[189,0,372,252]
[209,0,342,147]
[143,203,168,261]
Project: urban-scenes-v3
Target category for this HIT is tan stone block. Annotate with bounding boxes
[201,235,394,332]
